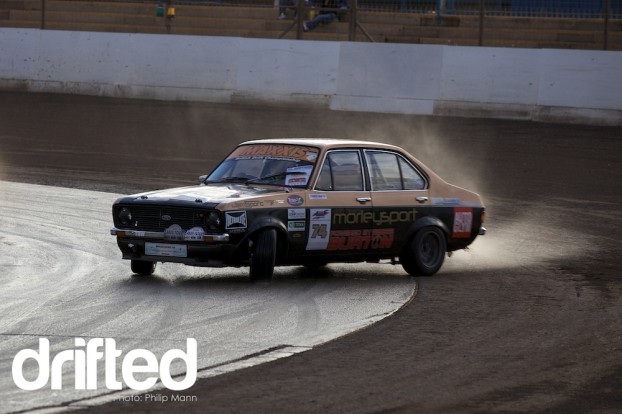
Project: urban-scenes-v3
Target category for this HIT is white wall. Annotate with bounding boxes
[1,28,621,125]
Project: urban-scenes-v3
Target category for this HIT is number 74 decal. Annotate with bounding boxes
[307,209,332,250]
[311,223,328,239]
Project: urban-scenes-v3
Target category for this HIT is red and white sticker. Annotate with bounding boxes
[453,208,473,238]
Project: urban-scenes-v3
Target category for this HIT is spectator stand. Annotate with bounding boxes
[0,0,620,49]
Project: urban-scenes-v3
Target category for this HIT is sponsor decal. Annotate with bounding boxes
[308,193,327,200]
[225,211,247,230]
[184,227,206,241]
[125,230,146,238]
[327,228,394,251]
[227,145,319,163]
[287,177,306,185]
[453,207,473,238]
[12,338,197,391]
[287,195,304,207]
[161,226,206,243]
[311,209,330,220]
[163,224,185,241]
[288,208,306,220]
[288,221,306,232]
[285,165,313,187]
[231,200,276,208]
[332,208,417,226]
[307,208,332,250]
[431,197,461,206]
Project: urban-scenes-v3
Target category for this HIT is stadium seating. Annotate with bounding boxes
[1,0,620,50]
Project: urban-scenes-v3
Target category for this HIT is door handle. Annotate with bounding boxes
[415,196,429,203]
[356,197,372,203]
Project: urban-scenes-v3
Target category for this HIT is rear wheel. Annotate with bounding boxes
[131,260,156,276]
[249,228,277,281]
[400,227,446,276]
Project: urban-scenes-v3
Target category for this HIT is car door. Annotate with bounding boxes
[305,149,373,253]
[363,149,430,254]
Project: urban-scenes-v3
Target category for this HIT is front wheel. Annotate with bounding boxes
[400,227,446,276]
[249,229,277,281]
[131,260,156,276]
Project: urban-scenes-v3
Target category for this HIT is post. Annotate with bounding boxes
[40,0,46,29]
[478,0,484,46]
[295,0,305,39]
[435,0,441,24]
[603,0,610,50]
[349,0,357,41]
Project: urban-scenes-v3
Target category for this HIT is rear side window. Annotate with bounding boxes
[315,150,364,191]
[399,156,426,190]
[365,150,426,191]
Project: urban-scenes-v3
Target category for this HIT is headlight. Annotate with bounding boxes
[205,211,222,232]
[118,207,134,226]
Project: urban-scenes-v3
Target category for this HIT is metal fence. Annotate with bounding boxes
[167,0,622,17]
[105,0,621,17]
[14,0,622,49]
[359,0,622,18]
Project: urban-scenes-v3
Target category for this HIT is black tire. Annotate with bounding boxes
[400,227,446,276]
[249,228,277,281]
[131,260,156,276]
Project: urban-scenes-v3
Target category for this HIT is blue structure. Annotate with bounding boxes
[361,0,621,18]
[511,0,622,17]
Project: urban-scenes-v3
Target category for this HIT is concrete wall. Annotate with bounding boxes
[1,28,621,125]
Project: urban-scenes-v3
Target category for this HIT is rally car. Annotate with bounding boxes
[111,139,485,280]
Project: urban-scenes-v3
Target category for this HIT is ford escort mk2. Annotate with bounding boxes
[111,139,485,280]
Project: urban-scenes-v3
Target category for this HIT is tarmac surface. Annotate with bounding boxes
[1,91,621,413]
[0,182,416,414]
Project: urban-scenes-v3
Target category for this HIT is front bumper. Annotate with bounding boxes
[111,228,230,243]
[111,228,235,267]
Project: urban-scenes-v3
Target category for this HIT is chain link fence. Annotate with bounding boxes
[87,0,622,17]
[358,0,621,18]
[3,0,620,49]
[165,0,622,17]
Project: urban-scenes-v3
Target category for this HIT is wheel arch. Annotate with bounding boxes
[403,216,450,248]
[236,216,289,260]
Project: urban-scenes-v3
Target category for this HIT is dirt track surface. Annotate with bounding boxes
[1,92,621,413]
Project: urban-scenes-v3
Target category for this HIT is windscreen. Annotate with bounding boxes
[207,144,320,188]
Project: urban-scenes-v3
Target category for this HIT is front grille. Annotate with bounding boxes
[116,205,211,232]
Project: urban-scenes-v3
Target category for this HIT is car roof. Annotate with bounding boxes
[240,138,403,152]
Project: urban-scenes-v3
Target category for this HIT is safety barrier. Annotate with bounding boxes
[2,28,621,125]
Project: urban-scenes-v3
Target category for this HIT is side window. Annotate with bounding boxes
[365,150,427,191]
[315,161,333,191]
[315,151,364,191]
[399,156,426,190]
[365,151,401,191]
